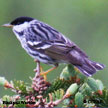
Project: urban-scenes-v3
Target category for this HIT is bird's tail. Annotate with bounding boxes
[75,59,105,77]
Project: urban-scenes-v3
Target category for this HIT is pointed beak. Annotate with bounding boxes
[2,23,13,28]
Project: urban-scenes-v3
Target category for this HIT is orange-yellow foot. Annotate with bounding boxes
[40,65,58,81]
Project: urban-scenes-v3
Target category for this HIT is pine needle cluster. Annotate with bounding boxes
[0,64,108,107]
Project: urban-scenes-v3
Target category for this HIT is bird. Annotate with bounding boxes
[2,16,105,78]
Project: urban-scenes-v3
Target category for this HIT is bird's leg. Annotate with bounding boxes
[40,64,58,80]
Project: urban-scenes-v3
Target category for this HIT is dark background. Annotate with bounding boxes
[0,0,108,97]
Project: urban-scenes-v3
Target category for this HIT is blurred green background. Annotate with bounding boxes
[0,0,108,97]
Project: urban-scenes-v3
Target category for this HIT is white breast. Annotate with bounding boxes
[12,22,29,50]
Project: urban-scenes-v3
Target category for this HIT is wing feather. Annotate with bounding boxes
[26,20,88,60]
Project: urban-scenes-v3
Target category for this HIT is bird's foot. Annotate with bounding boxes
[40,65,58,81]
[34,59,58,81]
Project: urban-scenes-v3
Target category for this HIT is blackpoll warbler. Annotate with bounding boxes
[3,16,105,77]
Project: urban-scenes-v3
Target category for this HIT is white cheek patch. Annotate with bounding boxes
[13,22,29,32]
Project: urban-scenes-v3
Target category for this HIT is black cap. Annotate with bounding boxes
[10,16,34,25]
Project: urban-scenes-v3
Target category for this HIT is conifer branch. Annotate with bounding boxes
[0,64,107,107]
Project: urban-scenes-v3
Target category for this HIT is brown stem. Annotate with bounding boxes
[34,60,40,80]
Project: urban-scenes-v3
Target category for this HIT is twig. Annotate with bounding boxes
[33,60,40,80]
